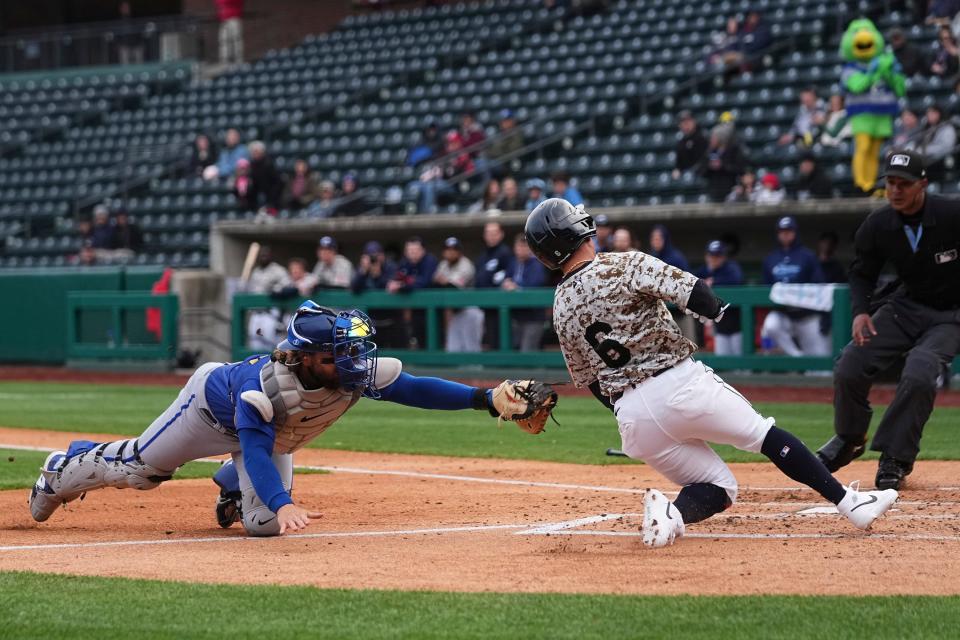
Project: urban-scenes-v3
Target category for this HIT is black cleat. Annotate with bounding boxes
[876,455,913,491]
[215,490,242,529]
[816,435,867,472]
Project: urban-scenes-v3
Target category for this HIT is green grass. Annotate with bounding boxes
[0,448,324,491]
[0,381,958,464]
[0,572,957,640]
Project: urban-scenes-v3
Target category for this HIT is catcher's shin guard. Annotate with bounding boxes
[46,439,175,503]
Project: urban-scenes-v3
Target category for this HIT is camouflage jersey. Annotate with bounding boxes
[553,250,699,398]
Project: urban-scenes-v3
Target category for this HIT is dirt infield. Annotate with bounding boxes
[1,426,958,596]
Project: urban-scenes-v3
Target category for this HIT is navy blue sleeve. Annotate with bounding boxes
[376,371,482,410]
[525,260,549,287]
[807,250,825,283]
[236,427,293,514]
[411,255,438,290]
[761,254,775,284]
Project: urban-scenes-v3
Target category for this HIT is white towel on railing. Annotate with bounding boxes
[769,283,837,312]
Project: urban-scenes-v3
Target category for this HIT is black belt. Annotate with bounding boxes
[608,362,677,404]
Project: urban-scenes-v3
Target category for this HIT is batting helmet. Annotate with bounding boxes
[277,300,378,393]
[524,198,596,270]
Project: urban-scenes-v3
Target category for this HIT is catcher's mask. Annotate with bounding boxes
[277,300,379,397]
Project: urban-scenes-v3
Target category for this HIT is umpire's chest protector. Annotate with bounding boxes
[259,361,360,454]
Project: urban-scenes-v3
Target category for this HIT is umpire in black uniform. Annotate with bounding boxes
[817,149,960,489]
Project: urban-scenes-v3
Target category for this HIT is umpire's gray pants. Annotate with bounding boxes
[833,296,960,462]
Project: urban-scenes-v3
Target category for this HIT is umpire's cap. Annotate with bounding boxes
[882,148,927,182]
[525,198,596,270]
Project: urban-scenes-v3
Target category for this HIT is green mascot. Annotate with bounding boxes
[840,18,906,193]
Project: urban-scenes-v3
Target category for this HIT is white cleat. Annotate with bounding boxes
[28,450,67,523]
[642,488,685,548]
[836,480,899,531]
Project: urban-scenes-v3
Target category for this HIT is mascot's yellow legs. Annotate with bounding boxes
[852,133,885,193]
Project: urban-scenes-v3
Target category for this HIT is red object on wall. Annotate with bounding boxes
[146,267,174,341]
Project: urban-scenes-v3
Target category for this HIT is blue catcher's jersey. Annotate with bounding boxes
[204,355,273,433]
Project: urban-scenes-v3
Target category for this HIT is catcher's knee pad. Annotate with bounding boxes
[241,505,281,537]
[48,439,175,501]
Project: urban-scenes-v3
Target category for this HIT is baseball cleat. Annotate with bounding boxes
[215,490,242,528]
[28,450,67,522]
[641,488,685,548]
[816,435,867,472]
[875,454,913,491]
[836,480,898,530]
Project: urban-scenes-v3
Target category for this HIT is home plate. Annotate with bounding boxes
[796,506,839,515]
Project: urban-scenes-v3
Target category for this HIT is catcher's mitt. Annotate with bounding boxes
[491,380,558,435]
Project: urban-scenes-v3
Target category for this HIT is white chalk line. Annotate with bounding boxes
[3,443,960,500]
[531,531,960,542]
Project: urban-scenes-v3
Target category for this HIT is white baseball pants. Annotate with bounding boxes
[614,359,774,503]
[762,311,831,357]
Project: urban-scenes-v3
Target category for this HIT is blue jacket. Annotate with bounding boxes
[394,253,438,291]
[216,144,250,178]
[762,240,823,285]
[649,224,690,271]
[695,260,744,335]
[507,255,549,322]
[555,185,584,206]
[474,243,514,288]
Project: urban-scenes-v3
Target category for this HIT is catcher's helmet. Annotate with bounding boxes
[524,198,596,270]
[277,300,378,394]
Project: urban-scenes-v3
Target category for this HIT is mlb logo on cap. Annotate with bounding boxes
[890,154,910,166]
[777,216,797,231]
[883,148,926,181]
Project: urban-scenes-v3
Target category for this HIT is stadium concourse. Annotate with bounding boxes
[2,0,959,272]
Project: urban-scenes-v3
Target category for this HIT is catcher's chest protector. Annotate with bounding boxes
[260,361,360,453]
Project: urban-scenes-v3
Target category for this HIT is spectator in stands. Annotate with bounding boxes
[276,257,320,298]
[738,10,772,59]
[232,158,254,210]
[351,241,396,293]
[91,205,115,249]
[76,218,93,245]
[496,176,524,211]
[434,237,483,352]
[707,16,741,69]
[247,141,282,212]
[909,104,957,178]
[778,87,827,147]
[648,224,689,270]
[487,109,525,175]
[889,28,925,76]
[524,178,547,211]
[282,158,319,210]
[410,130,474,214]
[695,240,744,355]
[459,111,487,159]
[502,233,549,351]
[593,214,613,252]
[726,170,758,203]
[116,2,145,65]
[699,122,748,202]
[216,0,244,66]
[469,179,501,213]
[672,110,708,179]
[312,236,354,289]
[76,240,98,267]
[550,170,583,206]
[754,172,786,205]
[927,0,960,25]
[244,245,289,350]
[817,231,847,284]
[213,128,249,179]
[610,227,635,252]
[929,26,960,77]
[891,108,922,148]
[333,173,371,216]
[405,121,443,168]
[794,153,834,200]
[820,94,851,147]
[112,209,143,252]
[475,221,513,349]
[761,216,830,357]
[388,236,438,348]
[188,133,217,178]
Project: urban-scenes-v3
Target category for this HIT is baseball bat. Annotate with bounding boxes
[240,241,261,286]
[605,448,628,457]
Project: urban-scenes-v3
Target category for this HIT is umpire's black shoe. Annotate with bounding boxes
[816,435,867,472]
[876,455,914,491]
